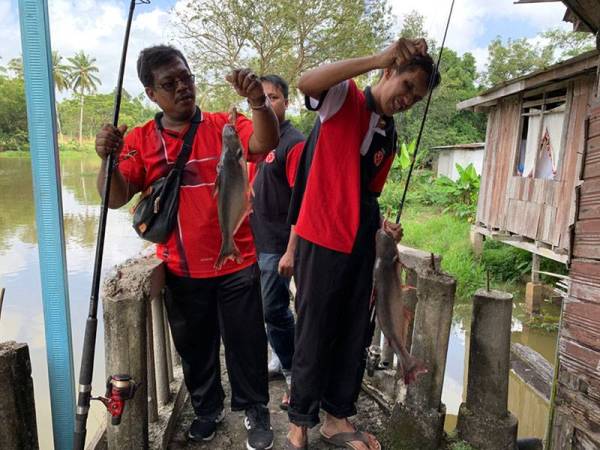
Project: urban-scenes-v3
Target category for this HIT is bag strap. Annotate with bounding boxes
[154,107,202,171]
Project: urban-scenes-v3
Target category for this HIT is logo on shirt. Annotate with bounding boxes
[265,150,276,164]
[374,149,384,167]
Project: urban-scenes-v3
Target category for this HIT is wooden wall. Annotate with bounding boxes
[476,75,595,254]
[551,94,600,449]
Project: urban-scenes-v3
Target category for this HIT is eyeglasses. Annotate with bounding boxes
[155,73,196,92]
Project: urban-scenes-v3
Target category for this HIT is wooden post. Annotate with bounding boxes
[531,253,541,283]
[0,341,39,450]
[457,289,518,450]
[388,267,456,450]
[0,287,5,321]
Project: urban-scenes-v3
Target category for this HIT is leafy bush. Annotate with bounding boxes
[481,240,531,282]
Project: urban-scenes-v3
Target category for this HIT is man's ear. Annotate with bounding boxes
[145,86,157,103]
[382,67,393,80]
[284,98,289,109]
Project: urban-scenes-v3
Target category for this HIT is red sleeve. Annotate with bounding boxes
[286,141,305,187]
[369,155,394,193]
[117,128,145,188]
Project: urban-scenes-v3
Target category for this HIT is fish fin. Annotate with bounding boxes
[403,358,428,385]
[214,241,242,270]
[401,284,416,292]
[213,172,221,198]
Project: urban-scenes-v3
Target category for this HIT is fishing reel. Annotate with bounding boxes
[366,345,382,377]
[93,374,137,425]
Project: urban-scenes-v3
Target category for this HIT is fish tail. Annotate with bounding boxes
[215,238,242,270]
[401,355,428,385]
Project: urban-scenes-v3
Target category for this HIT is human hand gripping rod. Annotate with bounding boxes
[73,1,150,448]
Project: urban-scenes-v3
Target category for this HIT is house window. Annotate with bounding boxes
[515,88,567,179]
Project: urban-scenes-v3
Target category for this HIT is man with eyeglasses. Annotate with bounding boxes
[94,45,279,449]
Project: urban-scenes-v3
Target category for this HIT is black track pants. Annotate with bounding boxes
[164,263,269,417]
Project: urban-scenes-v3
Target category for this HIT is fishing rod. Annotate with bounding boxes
[366,0,456,377]
[395,0,456,224]
[73,1,150,448]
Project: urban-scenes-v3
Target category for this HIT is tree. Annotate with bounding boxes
[482,37,554,87]
[172,0,392,110]
[541,28,596,60]
[0,76,28,151]
[52,51,71,141]
[67,51,101,144]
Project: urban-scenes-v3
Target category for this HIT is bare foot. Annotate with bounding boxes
[287,423,307,448]
[320,414,380,450]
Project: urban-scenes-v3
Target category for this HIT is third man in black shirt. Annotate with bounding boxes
[249,74,305,410]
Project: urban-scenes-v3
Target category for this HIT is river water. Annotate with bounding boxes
[0,156,557,448]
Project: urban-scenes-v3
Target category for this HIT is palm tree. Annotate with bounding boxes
[52,51,70,141]
[67,51,101,144]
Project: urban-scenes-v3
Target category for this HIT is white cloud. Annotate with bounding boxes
[390,0,570,66]
[1,0,172,99]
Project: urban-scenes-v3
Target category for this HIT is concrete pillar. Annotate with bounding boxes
[388,268,456,450]
[470,227,485,257]
[0,341,39,450]
[525,282,544,314]
[102,257,162,450]
[457,288,518,450]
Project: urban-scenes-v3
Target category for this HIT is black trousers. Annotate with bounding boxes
[164,263,269,418]
[288,199,379,428]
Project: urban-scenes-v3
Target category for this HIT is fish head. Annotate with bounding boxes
[222,124,244,161]
[375,228,399,263]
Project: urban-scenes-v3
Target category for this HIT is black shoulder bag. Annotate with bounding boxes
[131,108,201,243]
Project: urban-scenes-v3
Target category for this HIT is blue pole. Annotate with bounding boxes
[18,1,76,449]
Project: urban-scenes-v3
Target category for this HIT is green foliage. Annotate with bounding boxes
[58,93,156,140]
[173,0,393,110]
[288,110,318,137]
[541,28,596,60]
[482,30,596,88]
[0,76,28,151]
[405,164,480,221]
[481,240,531,282]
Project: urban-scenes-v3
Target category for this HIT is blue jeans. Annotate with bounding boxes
[257,253,295,371]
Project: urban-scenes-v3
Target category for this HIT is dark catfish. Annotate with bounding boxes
[214,109,250,270]
[373,228,427,384]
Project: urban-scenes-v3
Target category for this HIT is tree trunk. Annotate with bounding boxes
[79,91,84,146]
[55,101,63,144]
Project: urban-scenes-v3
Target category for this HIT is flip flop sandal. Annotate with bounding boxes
[284,437,308,450]
[320,430,381,450]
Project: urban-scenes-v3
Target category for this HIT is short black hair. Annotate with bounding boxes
[260,74,289,99]
[137,45,190,87]
[397,54,441,90]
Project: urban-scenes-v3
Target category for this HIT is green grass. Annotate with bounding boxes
[396,204,522,303]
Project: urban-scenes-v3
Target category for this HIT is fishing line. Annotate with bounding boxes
[395,0,456,224]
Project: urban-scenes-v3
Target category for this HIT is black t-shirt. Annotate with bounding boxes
[250,120,305,254]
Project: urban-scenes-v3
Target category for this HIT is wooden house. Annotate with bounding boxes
[459,50,599,264]
[468,1,600,448]
[431,143,485,181]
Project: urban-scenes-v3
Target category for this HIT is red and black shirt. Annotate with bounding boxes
[288,79,397,254]
[249,120,305,254]
[118,110,257,278]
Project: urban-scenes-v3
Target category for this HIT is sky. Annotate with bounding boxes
[0,0,573,100]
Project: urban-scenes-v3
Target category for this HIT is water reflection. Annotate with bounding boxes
[0,156,146,448]
[0,156,559,447]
